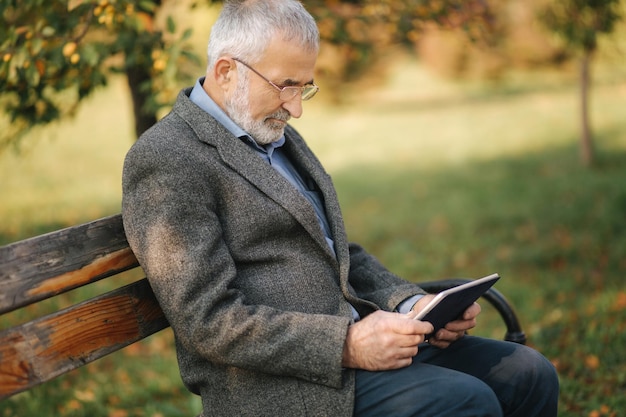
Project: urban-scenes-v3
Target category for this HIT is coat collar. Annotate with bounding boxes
[171,88,350,274]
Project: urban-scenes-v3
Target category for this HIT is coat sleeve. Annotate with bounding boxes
[347,242,427,312]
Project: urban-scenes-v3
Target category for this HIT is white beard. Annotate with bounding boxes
[225,76,291,145]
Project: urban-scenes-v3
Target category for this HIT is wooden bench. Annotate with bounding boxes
[0,214,526,400]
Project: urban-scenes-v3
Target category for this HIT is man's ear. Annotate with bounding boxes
[213,57,236,92]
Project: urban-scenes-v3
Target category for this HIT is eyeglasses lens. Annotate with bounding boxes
[279,86,318,102]
[301,85,319,101]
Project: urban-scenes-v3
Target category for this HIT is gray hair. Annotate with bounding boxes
[207,0,319,68]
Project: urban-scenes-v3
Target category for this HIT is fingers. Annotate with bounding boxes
[342,311,434,370]
[437,301,480,334]
[445,317,477,333]
[434,327,466,341]
[398,311,434,335]
[428,327,464,349]
[403,314,434,340]
[428,338,451,349]
[427,302,481,348]
[412,302,483,350]
[390,315,434,346]
[463,302,481,320]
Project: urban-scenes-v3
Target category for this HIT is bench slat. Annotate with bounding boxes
[0,277,169,399]
[0,214,139,315]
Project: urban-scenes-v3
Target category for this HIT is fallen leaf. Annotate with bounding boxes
[109,410,129,417]
[585,354,600,370]
[612,292,626,311]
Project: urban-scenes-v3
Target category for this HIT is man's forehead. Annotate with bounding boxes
[256,43,317,84]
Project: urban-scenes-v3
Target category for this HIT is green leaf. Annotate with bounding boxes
[25,63,40,86]
[30,37,43,54]
[41,26,55,37]
[80,43,100,66]
[181,27,193,41]
[139,1,157,13]
[167,16,176,34]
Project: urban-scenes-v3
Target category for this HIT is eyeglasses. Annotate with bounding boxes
[232,58,319,101]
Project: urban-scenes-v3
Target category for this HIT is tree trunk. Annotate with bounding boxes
[579,48,594,167]
[126,65,158,140]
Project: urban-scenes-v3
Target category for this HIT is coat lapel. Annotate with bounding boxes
[281,130,351,270]
[173,90,348,271]
[227,137,331,252]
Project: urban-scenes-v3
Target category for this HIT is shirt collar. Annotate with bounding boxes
[189,77,285,153]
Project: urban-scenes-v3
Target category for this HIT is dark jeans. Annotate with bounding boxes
[354,336,559,417]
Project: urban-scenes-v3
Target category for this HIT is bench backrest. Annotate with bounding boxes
[0,214,526,400]
[0,214,169,399]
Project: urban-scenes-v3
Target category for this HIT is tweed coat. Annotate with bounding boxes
[122,88,426,416]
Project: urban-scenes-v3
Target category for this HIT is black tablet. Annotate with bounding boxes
[413,273,500,338]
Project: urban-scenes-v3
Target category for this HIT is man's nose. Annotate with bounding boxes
[282,95,303,119]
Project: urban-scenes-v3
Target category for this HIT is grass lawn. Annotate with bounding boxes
[1,52,625,416]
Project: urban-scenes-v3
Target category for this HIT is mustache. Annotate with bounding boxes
[266,110,291,123]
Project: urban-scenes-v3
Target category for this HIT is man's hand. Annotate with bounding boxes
[411,294,482,349]
[341,310,434,371]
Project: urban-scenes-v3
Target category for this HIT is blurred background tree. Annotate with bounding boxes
[0,0,494,150]
[540,0,623,167]
[1,0,623,158]
[0,0,199,148]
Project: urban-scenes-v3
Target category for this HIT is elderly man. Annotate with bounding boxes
[122,0,559,416]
